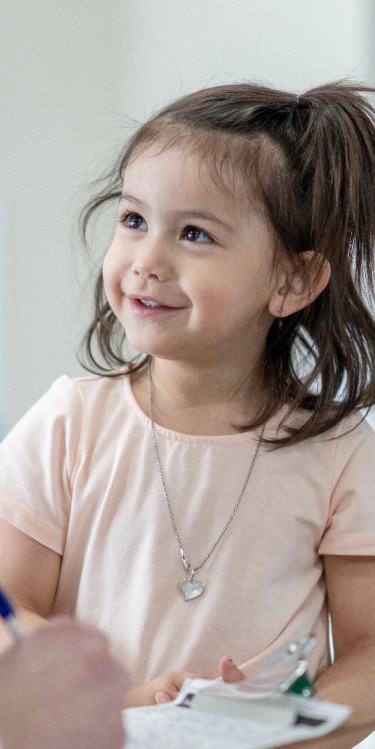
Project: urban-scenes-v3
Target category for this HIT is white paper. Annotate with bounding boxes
[123,678,351,749]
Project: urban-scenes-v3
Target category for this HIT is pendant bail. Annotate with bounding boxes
[190,568,195,583]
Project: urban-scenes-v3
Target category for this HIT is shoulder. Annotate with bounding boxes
[266,408,375,482]
[304,410,375,466]
[272,405,375,450]
[33,372,130,414]
[326,410,375,481]
[2,373,133,447]
[331,409,375,451]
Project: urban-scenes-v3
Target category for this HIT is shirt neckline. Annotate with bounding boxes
[122,374,265,447]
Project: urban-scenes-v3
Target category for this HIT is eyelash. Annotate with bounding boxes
[119,212,214,244]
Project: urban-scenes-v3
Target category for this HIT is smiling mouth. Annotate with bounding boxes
[139,299,163,308]
[129,296,183,313]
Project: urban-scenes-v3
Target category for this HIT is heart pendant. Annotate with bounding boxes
[180,578,205,601]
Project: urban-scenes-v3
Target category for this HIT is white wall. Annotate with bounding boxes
[1,0,375,434]
[0,1,127,433]
[117,0,375,117]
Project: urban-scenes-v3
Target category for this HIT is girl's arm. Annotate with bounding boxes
[223,554,375,749]
[295,553,375,749]
[277,555,375,748]
[0,518,61,648]
[315,555,375,703]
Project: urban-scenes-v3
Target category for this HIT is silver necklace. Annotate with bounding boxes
[147,362,265,601]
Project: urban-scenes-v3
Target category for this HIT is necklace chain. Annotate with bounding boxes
[147,362,265,581]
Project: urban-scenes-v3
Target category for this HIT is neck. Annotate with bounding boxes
[133,358,267,435]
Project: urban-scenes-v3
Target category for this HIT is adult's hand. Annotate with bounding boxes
[0,617,129,749]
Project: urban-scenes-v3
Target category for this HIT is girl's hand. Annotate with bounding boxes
[125,657,244,708]
[125,670,203,707]
[219,655,245,683]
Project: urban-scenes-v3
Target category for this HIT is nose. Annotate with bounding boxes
[131,233,171,281]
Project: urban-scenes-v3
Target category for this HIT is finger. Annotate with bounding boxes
[219,655,245,683]
[154,690,174,704]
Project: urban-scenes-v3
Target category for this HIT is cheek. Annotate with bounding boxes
[192,280,224,311]
[194,274,247,307]
[195,272,272,323]
[102,250,122,306]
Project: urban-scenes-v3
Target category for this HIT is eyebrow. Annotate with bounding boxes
[120,193,236,234]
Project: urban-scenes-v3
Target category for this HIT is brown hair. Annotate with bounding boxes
[80,80,375,446]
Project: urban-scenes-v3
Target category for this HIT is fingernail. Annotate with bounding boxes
[155,691,170,704]
[226,657,234,665]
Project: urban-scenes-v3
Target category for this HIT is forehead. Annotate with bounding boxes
[124,141,255,214]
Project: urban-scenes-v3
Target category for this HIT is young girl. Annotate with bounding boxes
[1,80,375,745]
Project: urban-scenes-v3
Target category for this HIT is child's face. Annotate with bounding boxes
[103,144,281,369]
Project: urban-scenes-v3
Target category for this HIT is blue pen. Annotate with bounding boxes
[0,588,23,639]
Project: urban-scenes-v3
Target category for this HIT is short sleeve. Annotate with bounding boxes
[0,376,82,554]
[319,418,375,555]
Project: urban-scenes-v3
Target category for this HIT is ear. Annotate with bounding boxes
[268,251,331,319]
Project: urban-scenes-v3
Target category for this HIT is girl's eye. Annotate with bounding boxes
[183,226,213,244]
[121,212,148,231]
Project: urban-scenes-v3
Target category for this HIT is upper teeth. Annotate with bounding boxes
[141,299,160,307]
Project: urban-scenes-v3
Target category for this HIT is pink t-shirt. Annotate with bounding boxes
[0,374,374,685]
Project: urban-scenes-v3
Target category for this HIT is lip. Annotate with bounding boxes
[127,295,185,317]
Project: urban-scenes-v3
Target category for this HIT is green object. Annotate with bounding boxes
[287,672,315,698]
